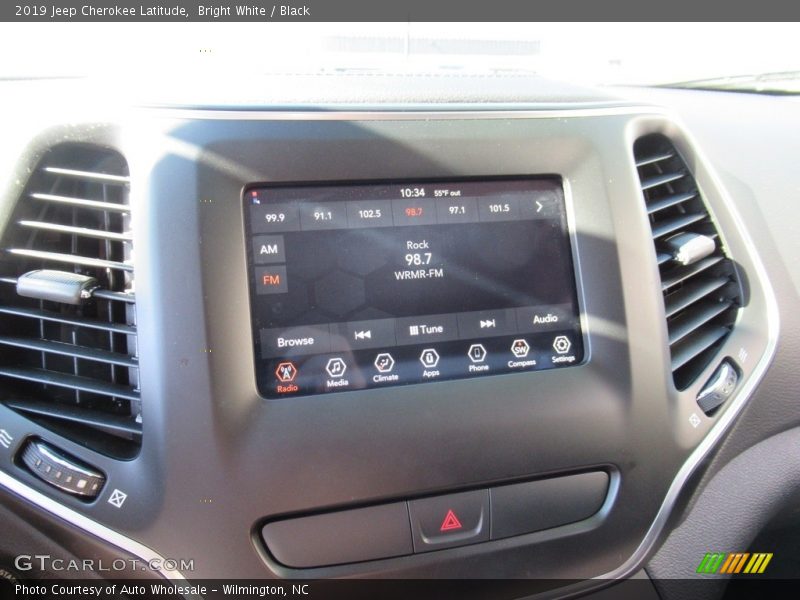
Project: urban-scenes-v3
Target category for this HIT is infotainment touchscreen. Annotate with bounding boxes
[243,178,584,399]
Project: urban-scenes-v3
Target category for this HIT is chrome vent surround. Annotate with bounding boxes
[0,145,139,457]
[634,134,740,390]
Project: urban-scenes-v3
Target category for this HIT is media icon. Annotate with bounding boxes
[354,330,372,340]
[420,349,440,368]
[553,335,571,354]
[511,339,530,358]
[479,319,496,329]
[326,357,347,378]
[374,353,395,373]
[468,344,487,363]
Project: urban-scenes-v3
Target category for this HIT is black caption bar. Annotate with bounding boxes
[2,0,799,22]
[6,578,799,600]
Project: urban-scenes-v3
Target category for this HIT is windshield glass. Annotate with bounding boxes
[1,22,799,92]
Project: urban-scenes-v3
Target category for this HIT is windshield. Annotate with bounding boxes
[1,22,799,92]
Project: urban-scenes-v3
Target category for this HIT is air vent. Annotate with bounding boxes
[633,134,740,390]
[0,145,139,457]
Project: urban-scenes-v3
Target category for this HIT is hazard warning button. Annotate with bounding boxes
[408,489,490,553]
[440,509,462,532]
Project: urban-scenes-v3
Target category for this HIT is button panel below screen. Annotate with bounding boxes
[261,472,610,568]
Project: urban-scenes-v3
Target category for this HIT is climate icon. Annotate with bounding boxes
[374,353,395,373]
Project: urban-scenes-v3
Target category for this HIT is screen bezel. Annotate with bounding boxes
[241,174,589,400]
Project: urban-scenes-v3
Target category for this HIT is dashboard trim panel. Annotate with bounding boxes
[599,116,780,581]
[0,469,188,583]
[156,105,654,121]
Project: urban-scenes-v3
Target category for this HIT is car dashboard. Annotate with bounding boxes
[0,75,798,599]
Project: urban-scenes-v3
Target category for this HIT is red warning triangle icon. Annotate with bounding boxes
[440,509,463,532]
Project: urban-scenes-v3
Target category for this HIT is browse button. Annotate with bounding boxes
[260,325,332,358]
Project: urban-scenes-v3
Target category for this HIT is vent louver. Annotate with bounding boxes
[0,145,139,457]
[633,134,740,390]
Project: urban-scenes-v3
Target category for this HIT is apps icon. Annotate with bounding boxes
[420,349,440,368]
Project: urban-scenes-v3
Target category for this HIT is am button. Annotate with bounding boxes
[253,235,285,264]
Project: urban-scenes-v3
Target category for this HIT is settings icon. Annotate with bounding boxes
[552,336,571,354]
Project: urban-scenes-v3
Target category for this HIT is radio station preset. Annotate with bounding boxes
[249,185,561,234]
[243,178,584,399]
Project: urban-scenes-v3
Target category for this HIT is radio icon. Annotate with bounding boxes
[275,361,298,383]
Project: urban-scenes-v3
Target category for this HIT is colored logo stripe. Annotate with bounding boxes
[744,553,773,574]
[720,553,748,574]
[697,553,726,574]
[697,552,773,574]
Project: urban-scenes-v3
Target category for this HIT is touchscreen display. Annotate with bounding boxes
[243,178,584,399]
